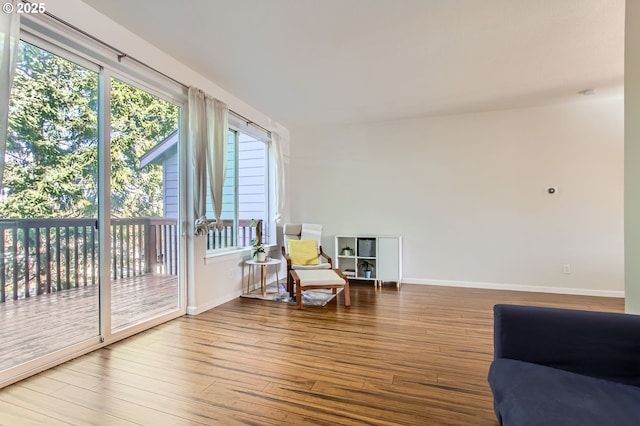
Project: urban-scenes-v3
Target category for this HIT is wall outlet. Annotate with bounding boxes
[563,264,571,274]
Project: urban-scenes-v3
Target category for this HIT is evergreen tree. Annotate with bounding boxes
[3,41,98,218]
[1,41,177,219]
[110,78,177,218]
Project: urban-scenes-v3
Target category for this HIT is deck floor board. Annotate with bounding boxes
[0,273,178,371]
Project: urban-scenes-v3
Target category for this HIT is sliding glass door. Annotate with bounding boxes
[109,77,180,332]
[0,37,184,384]
[0,41,101,374]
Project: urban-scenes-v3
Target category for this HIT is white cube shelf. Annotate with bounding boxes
[335,235,402,289]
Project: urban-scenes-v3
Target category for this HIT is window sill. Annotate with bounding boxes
[204,244,278,265]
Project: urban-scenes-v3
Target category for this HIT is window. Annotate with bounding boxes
[206,126,269,251]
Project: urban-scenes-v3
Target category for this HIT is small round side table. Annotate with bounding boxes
[245,258,281,296]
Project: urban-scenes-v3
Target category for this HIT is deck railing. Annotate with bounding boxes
[0,217,178,303]
[206,219,260,251]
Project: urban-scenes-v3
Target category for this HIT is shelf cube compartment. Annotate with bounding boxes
[357,238,376,257]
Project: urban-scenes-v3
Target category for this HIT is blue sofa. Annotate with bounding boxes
[488,304,640,426]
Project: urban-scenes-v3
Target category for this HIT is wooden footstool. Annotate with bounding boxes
[290,269,351,310]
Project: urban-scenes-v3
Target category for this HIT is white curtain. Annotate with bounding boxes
[188,87,207,235]
[271,131,285,224]
[208,98,228,231]
[188,87,228,235]
[0,1,20,191]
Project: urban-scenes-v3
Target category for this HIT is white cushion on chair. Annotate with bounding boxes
[301,224,322,248]
[291,263,332,270]
[283,224,302,255]
[283,224,303,237]
[296,269,345,286]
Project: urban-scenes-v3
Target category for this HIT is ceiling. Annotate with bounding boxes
[79,0,624,129]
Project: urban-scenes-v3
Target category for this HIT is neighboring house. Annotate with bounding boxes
[140,130,266,224]
[139,130,179,219]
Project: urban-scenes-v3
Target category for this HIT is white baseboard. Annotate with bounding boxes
[187,289,243,315]
[402,278,625,298]
[187,277,624,314]
[186,277,283,315]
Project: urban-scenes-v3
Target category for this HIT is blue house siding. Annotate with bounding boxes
[163,155,178,219]
[238,135,266,221]
[209,132,266,222]
[140,131,179,219]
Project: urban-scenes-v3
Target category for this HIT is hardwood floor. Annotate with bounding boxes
[0,283,624,425]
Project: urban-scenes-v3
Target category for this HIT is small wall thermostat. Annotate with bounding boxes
[547,187,557,194]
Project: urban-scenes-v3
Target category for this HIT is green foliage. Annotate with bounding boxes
[110,79,177,217]
[1,41,178,219]
[3,42,98,218]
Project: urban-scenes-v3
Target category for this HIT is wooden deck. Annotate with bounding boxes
[0,273,179,372]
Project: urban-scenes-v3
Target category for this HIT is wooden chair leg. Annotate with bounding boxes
[344,280,351,307]
[287,268,293,296]
[291,271,302,310]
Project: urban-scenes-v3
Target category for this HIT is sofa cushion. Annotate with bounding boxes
[489,358,640,426]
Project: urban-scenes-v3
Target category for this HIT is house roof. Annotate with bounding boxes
[140,130,178,168]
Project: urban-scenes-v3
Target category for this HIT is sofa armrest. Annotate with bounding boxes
[494,304,640,386]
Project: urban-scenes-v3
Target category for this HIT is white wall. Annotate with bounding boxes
[291,97,624,296]
[192,243,282,315]
[625,0,640,312]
